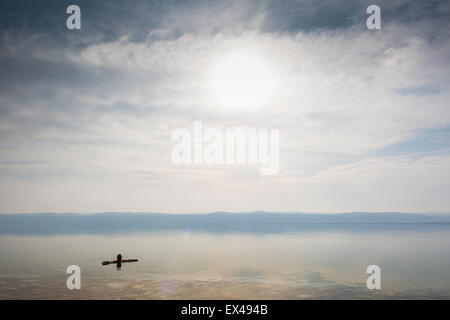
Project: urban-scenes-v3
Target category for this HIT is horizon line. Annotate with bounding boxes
[1,211,450,216]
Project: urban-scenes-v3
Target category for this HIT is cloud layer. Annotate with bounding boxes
[0,0,449,213]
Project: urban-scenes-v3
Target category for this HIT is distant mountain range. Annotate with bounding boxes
[1,212,450,235]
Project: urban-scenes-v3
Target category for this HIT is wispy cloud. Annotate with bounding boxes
[0,0,449,213]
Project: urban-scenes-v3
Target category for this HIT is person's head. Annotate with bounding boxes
[117,254,122,262]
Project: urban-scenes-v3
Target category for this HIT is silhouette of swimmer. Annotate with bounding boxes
[101,254,138,269]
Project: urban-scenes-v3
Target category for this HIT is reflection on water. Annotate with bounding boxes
[0,226,450,299]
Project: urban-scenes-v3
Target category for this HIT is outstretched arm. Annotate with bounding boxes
[102,259,138,265]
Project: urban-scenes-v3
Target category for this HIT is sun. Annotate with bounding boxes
[211,50,276,111]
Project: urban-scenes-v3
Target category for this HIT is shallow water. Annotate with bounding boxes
[1,225,450,299]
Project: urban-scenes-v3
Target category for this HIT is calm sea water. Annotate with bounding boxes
[1,225,450,299]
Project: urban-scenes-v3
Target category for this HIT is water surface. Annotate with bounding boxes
[1,224,449,299]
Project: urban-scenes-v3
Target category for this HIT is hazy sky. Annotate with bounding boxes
[0,0,449,213]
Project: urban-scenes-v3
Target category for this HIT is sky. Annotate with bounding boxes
[0,0,449,213]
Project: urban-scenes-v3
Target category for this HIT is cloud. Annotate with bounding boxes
[0,1,449,212]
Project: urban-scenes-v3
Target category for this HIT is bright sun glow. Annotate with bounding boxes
[211,50,276,111]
